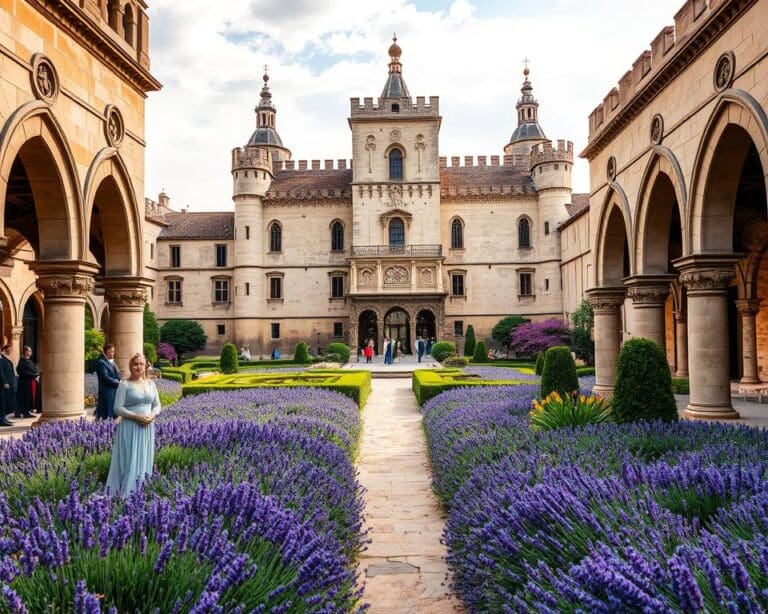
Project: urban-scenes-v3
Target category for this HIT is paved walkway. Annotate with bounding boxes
[357,378,464,613]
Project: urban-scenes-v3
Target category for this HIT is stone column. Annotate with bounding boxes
[674,312,689,377]
[8,326,24,364]
[31,264,98,423]
[626,279,671,350]
[676,256,739,419]
[409,311,417,354]
[736,298,761,385]
[587,287,625,396]
[104,281,148,378]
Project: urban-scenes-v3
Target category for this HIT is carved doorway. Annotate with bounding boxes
[358,310,378,354]
[384,307,411,354]
[416,309,436,343]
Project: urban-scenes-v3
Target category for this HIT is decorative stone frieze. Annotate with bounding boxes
[384,266,409,284]
[679,269,734,291]
[105,287,147,308]
[587,293,624,313]
[627,285,670,305]
[36,274,95,298]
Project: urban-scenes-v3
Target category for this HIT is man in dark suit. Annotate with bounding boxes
[0,345,18,420]
[0,346,12,427]
[95,343,121,420]
[16,345,39,418]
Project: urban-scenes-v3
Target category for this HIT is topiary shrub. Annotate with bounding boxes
[612,338,678,423]
[430,341,456,363]
[535,353,545,375]
[219,343,239,374]
[463,325,476,357]
[472,340,488,363]
[294,341,312,364]
[326,342,350,363]
[671,377,689,395]
[143,342,158,365]
[540,346,579,399]
[443,356,469,367]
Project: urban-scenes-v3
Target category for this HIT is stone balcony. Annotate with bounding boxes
[349,245,445,296]
[350,245,442,257]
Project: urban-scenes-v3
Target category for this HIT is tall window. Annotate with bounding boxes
[331,275,344,298]
[519,272,533,296]
[245,225,250,239]
[170,245,181,268]
[518,218,531,248]
[271,323,280,339]
[213,279,229,303]
[122,4,134,46]
[269,223,282,252]
[451,273,465,297]
[454,320,464,336]
[333,322,344,338]
[245,282,250,296]
[166,279,182,304]
[215,244,227,267]
[451,218,464,249]
[269,276,282,299]
[389,217,405,248]
[389,148,403,180]
[544,221,550,235]
[331,222,344,251]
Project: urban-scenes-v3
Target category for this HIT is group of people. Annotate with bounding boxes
[414,336,434,363]
[359,336,434,364]
[0,344,41,427]
[94,343,162,496]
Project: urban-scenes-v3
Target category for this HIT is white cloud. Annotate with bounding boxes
[145,0,678,211]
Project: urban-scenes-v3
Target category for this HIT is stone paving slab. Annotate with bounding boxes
[356,378,465,613]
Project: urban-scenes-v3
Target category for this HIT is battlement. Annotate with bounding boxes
[437,153,529,169]
[350,95,440,117]
[585,0,733,149]
[265,187,353,200]
[530,140,574,167]
[231,146,273,171]
[271,159,354,173]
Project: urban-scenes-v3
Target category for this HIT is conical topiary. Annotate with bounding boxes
[472,340,488,363]
[612,338,678,423]
[294,341,311,364]
[540,346,579,399]
[463,325,476,357]
[220,343,239,374]
[535,352,545,375]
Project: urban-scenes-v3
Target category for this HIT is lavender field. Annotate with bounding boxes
[422,384,768,612]
[0,387,365,612]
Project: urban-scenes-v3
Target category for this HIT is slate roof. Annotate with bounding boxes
[265,169,354,200]
[158,212,234,240]
[439,165,536,195]
[565,193,590,217]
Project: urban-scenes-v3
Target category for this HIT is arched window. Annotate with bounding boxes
[331,221,344,251]
[389,148,403,180]
[107,0,119,30]
[451,218,464,249]
[389,218,405,248]
[269,222,282,252]
[518,218,531,248]
[122,4,134,46]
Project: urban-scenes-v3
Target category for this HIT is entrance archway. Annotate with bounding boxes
[358,310,378,354]
[384,307,411,354]
[416,309,436,342]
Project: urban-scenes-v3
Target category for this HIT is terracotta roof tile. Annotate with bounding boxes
[158,212,234,240]
[265,169,353,200]
[439,165,535,196]
[565,193,590,217]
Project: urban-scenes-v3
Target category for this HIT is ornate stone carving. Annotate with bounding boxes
[37,274,95,298]
[364,135,376,173]
[735,298,761,316]
[606,156,617,181]
[389,129,401,143]
[105,287,147,307]
[588,294,624,313]
[419,268,434,285]
[414,133,426,172]
[104,104,125,147]
[383,266,409,284]
[359,269,375,286]
[650,114,664,145]
[387,184,406,208]
[714,51,735,92]
[679,269,734,291]
[30,54,60,103]
[627,285,669,305]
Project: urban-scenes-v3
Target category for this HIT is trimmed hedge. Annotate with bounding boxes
[412,369,531,405]
[540,346,579,398]
[612,338,678,423]
[294,342,312,364]
[472,341,488,364]
[443,356,469,367]
[576,366,595,376]
[326,342,350,364]
[431,341,456,363]
[220,343,239,374]
[182,370,372,407]
[535,353,545,375]
[672,377,689,394]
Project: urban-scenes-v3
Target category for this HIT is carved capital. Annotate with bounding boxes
[588,293,625,314]
[679,269,734,292]
[105,286,147,308]
[37,274,95,298]
[673,311,686,324]
[735,298,761,317]
[627,285,670,305]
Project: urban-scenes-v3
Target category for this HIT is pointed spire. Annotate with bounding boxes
[381,35,410,99]
[257,65,274,111]
[247,65,285,150]
[508,61,546,146]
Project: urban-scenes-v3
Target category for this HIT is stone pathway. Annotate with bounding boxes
[357,378,464,613]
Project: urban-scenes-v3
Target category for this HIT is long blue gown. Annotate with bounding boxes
[105,379,161,496]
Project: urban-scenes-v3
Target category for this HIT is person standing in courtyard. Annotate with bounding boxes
[16,346,38,418]
[416,336,425,362]
[383,336,392,365]
[426,337,434,357]
[95,343,121,420]
[364,339,374,363]
[0,345,18,419]
[106,352,161,496]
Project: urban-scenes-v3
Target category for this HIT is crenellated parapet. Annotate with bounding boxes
[232,146,273,172]
[437,154,529,169]
[530,140,574,169]
[272,159,354,172]
[582,0,754,158]
[350,95,440,118]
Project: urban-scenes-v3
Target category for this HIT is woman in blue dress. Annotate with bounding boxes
[106,353,161,496]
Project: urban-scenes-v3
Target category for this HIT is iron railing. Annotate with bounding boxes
[350,245,442,257]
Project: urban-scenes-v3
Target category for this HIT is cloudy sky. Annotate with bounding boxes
[145,0,678,211]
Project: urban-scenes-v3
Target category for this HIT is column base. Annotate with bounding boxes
[739,377,761,385]
[675,369,689,378]
[32,411,86,428]
[592,384,613,398]
[683,405,740,420]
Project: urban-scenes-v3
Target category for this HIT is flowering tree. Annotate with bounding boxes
[509,319,571,356]
[157,341,178,364]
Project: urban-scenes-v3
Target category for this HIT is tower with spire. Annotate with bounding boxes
[504,66,548,159]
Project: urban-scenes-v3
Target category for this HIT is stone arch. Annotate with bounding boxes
[0,101,85,260]
[267,220,282,252]
[516,214,532,248]
[634,146,688,274]
[688,90,768,254]
[449,216,464,249]
[84,148,142,276]
[0,279,16,339]
[84,295,99,329]
[594,184,633,286]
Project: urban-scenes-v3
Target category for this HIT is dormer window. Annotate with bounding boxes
[391,103,400,113]
[389,148,403,180]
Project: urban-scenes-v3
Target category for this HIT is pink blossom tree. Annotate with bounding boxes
[509,318,571,356]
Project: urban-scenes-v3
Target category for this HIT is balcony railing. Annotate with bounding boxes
[351,245,442,257]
